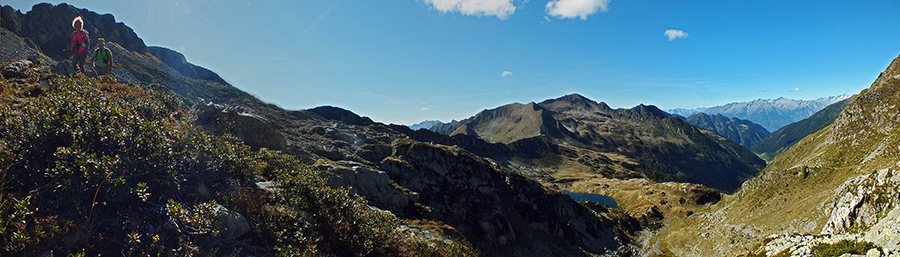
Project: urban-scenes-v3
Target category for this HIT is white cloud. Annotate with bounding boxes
[791,88,801,92]
[501,71,514,77]
[422,0,516,19]
[420,107,430,111]
[545,0,610,20]
[759,89,766,92]
[664,29,688,41]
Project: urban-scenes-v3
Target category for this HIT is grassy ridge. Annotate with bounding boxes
[0,71,477,256]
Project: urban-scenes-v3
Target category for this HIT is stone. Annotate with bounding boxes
[869,248,883,257]
[54,61,76,75]
[1,59,32,78]
[211,204,250,241]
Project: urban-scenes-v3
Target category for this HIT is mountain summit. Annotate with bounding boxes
[433,93,765,192]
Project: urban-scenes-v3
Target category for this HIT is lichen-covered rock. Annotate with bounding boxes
[865,205,900,253]
[1,59,32,78]
[320,161,418,217]
[193,101,287,150]
[210,204,250,241]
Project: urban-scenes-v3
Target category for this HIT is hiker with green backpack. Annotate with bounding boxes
[91,38,114,78]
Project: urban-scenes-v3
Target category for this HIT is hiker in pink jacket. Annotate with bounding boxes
[65,16,90,75]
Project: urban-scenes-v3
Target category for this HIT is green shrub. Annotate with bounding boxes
[811,239,878,257]
[0,74,478,256]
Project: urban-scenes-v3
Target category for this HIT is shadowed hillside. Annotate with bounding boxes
[683,113,770,149]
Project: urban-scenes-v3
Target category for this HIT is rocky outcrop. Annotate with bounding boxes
[865,205,900,254]
[308,106,374,126]
[148,46,227,84]
[319,161,419,217]
[193,101,287,150]
[822,167,900,235]
[380,139,636,256]
[1,59,35,79]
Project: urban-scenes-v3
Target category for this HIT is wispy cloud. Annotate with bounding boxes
[664,29,688,41]
[501,71,514,77]
[420,107,430,111]
[759,89,767,92]
[545,0,609,20]
[790,88,801,92]
[301,2,340,37]
[421,0,516,19]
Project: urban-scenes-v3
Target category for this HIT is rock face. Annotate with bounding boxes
[821,167,900,235]
[1,3,148,60]
[683,112,770,149]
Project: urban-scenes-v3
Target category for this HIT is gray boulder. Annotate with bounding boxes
[1,58,32,78]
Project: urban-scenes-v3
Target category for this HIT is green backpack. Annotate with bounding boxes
[94,48,112,68]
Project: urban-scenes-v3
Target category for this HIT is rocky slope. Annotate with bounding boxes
[434,93,765,193]
[2,3,643,256]
[683,112,771,149]
[668,94,853,131]
[751,97,853,161]
[652,54,900,256]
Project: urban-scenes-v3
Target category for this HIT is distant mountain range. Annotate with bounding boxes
[667,95,853,131]
[407,120,442,131]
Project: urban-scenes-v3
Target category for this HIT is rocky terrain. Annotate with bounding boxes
[668,94,853,132]
[683,112,771,149]
[1,3,642,256]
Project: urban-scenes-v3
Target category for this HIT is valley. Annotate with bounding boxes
[2,2,899,257]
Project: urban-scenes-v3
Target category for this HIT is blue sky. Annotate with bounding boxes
[6,1,900,125]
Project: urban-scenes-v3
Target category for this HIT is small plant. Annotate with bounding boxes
[133,182,150,202]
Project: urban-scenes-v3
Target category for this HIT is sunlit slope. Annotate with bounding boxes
[654,54,900,256]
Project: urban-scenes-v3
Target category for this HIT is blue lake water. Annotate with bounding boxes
[561,190,618,208]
